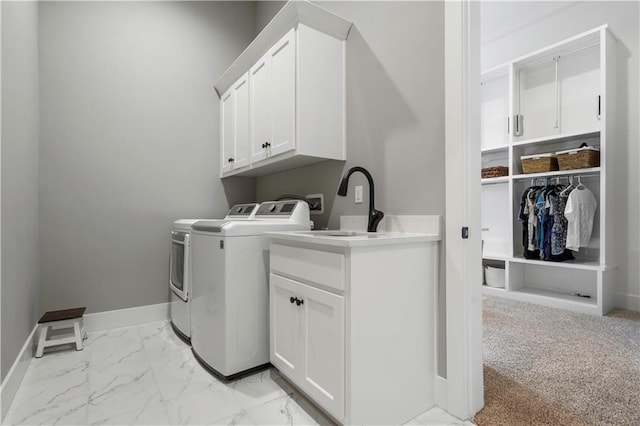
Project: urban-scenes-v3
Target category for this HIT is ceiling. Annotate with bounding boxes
[481,1,578,45]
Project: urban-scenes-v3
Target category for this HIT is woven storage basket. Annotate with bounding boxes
[555,147,600,170]
[521,153,558,174]
[481,166,509,178]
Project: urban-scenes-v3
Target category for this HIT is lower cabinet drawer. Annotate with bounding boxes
[270,243,345,291]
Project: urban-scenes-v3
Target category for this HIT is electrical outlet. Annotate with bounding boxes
[305,193,324,215]
[355,186,363,204]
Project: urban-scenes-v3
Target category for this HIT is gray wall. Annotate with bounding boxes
[255,1,446,230]
[1,1,41,381]
[38,1,257,314]
[481,1,640,310]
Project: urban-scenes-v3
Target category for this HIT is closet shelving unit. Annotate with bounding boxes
[480,25,617,316]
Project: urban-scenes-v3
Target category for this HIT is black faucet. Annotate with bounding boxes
[337,166,384,233]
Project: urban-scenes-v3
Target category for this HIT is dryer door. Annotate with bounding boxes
[169,231,189,301]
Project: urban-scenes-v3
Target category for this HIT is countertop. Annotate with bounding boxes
[264,230,441,248]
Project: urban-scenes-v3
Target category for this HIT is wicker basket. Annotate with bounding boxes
[521,153,559,174]
[481,166,509,178]
[555,147,600,170]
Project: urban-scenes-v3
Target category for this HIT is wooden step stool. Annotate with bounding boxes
[35,307,87,358]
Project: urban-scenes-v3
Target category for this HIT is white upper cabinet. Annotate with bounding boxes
[512,30,602,142]
[215,1,352,178]
[250,29,296,164]
[480,67,510,151]
[221,72,250,174]
[249,54,272,164]
[268,29,296,158]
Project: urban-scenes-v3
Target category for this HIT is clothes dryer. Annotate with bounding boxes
[169,204,258,342]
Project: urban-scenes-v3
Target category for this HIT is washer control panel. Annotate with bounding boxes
[226,203,258,217]
[255,201,300,216]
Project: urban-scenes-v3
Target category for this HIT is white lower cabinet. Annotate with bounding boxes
[269,238,438,425]
[270,273,345,419]
[270,274,301,377]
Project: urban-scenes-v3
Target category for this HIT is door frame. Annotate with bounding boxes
[443,0,484,419]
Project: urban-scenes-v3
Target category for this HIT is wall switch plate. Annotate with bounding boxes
[355,186,363,204]
[305,193,324,215]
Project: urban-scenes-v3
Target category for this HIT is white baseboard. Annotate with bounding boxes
[1,324,38,421]
[613,292,640,313]
[84,302,170,333]
[434,374,448,410]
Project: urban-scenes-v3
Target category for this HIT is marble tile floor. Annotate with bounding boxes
[3,320,472,425]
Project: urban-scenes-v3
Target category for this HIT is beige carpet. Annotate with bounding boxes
[474,297,640,426]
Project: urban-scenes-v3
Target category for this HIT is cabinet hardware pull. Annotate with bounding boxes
[513,114,524,137]
[228,158,234,163]
[290,296,296,304]
[262,142,271,149]
[597,95,601,120]
[296,298,304,306]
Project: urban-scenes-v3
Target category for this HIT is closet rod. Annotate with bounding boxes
[515,42,599,72]
[528,173,599,186]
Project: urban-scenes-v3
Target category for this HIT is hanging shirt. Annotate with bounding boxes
[527,189,538,252]
[535,190,547,255]
[550,189,565,256]
[564,186,597,251]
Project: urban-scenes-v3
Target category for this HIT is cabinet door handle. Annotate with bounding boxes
[228,158,234,163]
[290,296,296,304]
[262,142,271,149]
[295,298,304,306]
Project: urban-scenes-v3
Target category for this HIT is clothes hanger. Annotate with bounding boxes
[560,176,574,196]
[575,175,586,190]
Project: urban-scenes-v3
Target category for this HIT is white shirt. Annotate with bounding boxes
[564,186,597,251]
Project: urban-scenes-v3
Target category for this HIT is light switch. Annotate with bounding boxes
[355,186,363,204]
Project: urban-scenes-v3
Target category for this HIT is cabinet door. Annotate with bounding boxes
[269,28,296,157]
[220,87,235,174]
[269,274,301,380]
[232,73,250,169]
[299,282,345,420]
[250,54,271,163]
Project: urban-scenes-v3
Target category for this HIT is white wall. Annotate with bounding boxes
[38,1,257,314]
[481,1,640,310]
[1,0,40,382]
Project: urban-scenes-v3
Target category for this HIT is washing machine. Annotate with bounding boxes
[169,204,258,343]
[190,200,311,380]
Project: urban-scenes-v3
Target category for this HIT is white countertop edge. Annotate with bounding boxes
[264,231,441,247]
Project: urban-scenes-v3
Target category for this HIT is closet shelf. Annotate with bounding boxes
[482,253,510,261]
[510,256,610,271]
[481,176,509,185]
[482,286,506,296]
[512,167,600,181]
[512,287,597,307]
[481,145,509,154]
[512,129,600,148]
[482,286,601,316]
